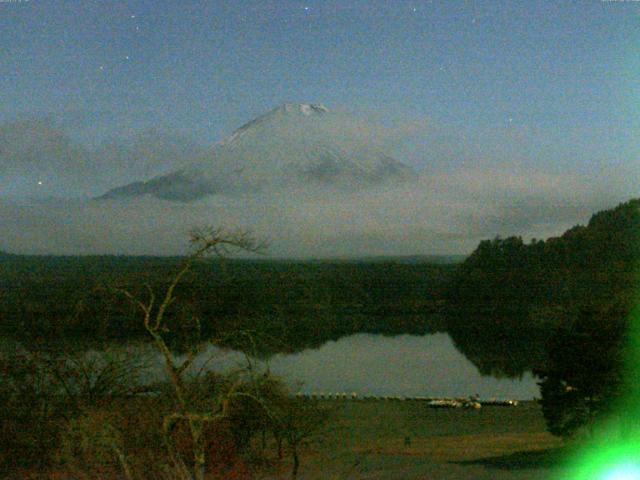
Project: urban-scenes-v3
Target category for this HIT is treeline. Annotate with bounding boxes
[445,198,640,377]
[0,255,453,352]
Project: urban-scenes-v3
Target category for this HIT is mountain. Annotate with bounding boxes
[99,103,414,201]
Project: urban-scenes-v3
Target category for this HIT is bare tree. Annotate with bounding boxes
[118,227,269,480]
[271,398,329,479]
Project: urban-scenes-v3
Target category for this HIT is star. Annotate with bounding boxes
[131,14,136,19]
[99,65,104,70]
[37,181,43,186]
[412,7,417,12]
[125,55,130,60]
[303,6,310,11]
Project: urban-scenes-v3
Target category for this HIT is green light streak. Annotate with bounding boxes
[565,440,640,480]
[557,295,640,477]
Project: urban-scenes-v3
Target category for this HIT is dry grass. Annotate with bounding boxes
[354,432,561,462]
[263,400,568,480]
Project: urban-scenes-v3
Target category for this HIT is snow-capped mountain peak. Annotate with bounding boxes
[285,103,329,115]
[99,103,413,201]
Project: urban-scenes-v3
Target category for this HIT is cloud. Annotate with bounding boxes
[0,167,632,257]
[0,118,206,198]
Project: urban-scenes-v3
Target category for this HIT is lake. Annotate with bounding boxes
[127,332,540,400]
[2,331,540,399]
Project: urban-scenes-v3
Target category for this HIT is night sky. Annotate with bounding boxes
[1,0,639,255]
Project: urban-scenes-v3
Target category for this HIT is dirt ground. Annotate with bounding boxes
[268,400,568,480]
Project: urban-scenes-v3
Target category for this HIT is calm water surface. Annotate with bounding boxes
[3,332,540,399]
[139,333,539,400]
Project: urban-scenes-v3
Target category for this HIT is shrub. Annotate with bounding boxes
[0,342,152,473]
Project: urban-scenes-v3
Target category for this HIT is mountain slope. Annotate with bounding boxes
[99,103,414,201]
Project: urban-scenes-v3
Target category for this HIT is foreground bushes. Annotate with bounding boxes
[0,345,327,479]
[0,343,151,474]
[0,348,63,472]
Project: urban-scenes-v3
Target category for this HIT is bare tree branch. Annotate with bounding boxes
[115,227,268,480]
